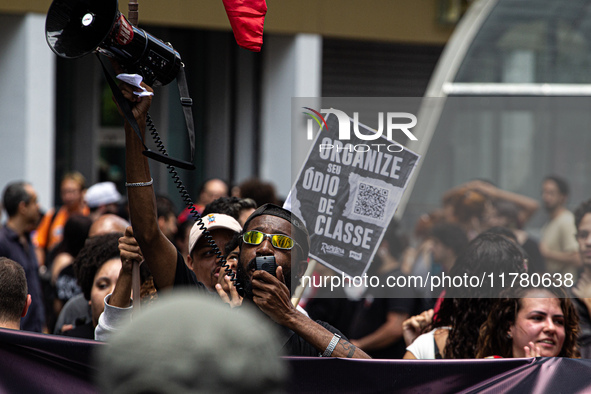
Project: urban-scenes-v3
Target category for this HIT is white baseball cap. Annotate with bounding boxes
[85,182,122,208]
[189,213,242,254]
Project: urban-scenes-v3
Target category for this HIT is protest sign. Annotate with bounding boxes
[287,113,420,278]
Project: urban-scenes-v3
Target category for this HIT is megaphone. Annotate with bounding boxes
[45,0,181,86]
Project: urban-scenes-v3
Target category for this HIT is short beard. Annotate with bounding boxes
[236,261,254,301]
[236,258,293,301]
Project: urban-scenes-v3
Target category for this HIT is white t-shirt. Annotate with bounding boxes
[406,327,451,359]
[542,209,579,276]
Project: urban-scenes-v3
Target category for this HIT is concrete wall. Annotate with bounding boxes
[260,34,322,198]
[0,13,55,211]
[1,1,453,45]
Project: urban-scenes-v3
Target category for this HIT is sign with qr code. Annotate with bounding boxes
[286,113,421,277]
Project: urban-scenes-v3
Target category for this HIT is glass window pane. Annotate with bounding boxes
[455,0,591,83]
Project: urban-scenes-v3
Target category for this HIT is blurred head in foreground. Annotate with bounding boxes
[96,290,287,394]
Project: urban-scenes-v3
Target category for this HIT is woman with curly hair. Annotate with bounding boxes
[477,286,579,358]
[60,233,122,339]
[404,231,527,359]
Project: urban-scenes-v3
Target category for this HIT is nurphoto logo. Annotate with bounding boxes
[302,107,418,143]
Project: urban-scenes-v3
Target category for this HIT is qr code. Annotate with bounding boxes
[353,183,388,220]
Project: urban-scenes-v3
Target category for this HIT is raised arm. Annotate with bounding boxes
[108,226,142,308]
[95,226,140,341]
[119,80,178,290]
[465,180,540,225]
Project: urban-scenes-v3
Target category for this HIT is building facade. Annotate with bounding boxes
[0,0,454,213]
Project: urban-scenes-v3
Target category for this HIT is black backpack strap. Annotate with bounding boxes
[434,335,443,359]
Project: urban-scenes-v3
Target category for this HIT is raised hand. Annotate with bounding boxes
[402,309,434,346]
[215,274,242,308]
[118,226,143,275]
[251,266,295,325]
[524,341,542,358]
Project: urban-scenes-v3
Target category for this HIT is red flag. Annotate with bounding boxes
[222,0,267,52]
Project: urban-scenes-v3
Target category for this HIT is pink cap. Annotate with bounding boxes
[188,213,242,254]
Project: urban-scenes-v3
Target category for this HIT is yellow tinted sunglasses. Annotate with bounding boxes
[242,230,296,250]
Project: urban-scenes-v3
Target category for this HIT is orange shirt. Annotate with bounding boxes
[33,205,90,252]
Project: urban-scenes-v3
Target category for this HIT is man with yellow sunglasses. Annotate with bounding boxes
[118,76,369,359]
[233,203,370,358]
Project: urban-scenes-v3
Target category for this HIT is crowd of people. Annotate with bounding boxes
[2,71,591,391]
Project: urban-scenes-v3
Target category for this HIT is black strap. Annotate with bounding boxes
[177,65,196,162]
[97,55,196,170]
[433,336,442,359]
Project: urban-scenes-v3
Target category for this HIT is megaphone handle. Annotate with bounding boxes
[98,54,196,170]
[97,54,149,151]
[143,149,196,171]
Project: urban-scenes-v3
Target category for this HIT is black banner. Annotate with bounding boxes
[2,328,591,393]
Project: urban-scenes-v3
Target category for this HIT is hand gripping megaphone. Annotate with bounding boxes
[45,0,196,170]
[45,0,181,87]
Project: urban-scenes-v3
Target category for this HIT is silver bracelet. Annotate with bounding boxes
[125,178,153,187]
[321,333,341,357]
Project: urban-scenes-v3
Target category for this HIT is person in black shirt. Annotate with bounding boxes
[0,181,45,332]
